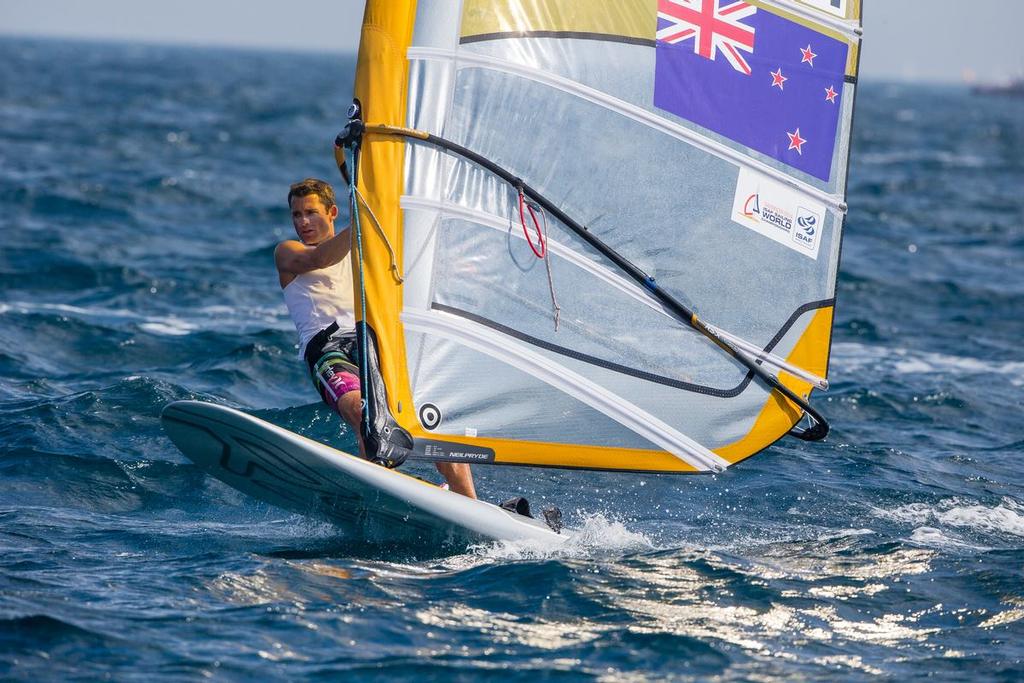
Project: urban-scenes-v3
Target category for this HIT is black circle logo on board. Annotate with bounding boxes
[419,403,442,430]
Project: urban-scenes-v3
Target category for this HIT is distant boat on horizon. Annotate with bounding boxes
[970,77,1024,97]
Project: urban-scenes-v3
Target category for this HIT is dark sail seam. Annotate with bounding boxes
[460,31,655,47]
[430,299,834,397]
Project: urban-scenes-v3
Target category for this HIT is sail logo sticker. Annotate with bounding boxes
[761,201,793,233]
[742,192,760,219]
[731,168,825,259]
[793,207,821,251]
[414,439,496,463]
[419,403,442,430]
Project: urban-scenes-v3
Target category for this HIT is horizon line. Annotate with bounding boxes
[0,32,1005,86]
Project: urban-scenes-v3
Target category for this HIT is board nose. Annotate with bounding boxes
[161,401,228,469]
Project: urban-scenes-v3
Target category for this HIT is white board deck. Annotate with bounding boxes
[161,400,563,546]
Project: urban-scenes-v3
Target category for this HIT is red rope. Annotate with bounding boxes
[518,188,546,259]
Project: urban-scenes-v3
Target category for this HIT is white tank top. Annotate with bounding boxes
[282,256,356,359]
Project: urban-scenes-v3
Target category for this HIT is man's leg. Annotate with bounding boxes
[435,462,477,499]
[335,390,366,458]
[334,380,475,500]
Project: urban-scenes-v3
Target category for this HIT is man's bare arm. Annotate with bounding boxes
[275,223,352,277]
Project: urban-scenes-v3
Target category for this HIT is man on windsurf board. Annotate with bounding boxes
[275,178,477,498]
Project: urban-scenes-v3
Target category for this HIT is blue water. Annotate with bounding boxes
[1,37,1022,681]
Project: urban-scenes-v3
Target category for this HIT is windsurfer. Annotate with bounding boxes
[276,178,477,498]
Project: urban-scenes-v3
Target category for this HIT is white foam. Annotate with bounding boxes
[908,526,984,550]
[1,301,139,320]
[819,527,876,541]
[832,342,1024,386]
[197,304,287,325]
[877,498,1024,539]
[466,513,655,562]
[859,149,986,168]
[938,500,1024,537]
[2,299,292,336]
[138,320,196,336]
[562,512,657,553]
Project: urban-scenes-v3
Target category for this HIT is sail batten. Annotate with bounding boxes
[709,323,830,390]
[400,195,684,319]
[403,308,729,472]
[401,194,827,390]
[407,46,847,211]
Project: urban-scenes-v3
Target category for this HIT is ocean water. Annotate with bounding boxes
[1,37,1022,681]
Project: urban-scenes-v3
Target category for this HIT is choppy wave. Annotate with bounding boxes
[464,513,656,563]
[877,497,1024,539]
[0,300,291,336]
[857,149,990,169]
[833,342,1024,386]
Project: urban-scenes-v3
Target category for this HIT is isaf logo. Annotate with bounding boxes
[793,207,820,250]
[797,214,816,234]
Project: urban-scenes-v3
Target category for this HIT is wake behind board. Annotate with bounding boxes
[161,400,563,546]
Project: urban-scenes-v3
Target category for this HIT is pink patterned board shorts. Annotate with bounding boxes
[305,329,361,413]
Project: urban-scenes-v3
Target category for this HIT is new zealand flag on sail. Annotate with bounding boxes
[653,0,848,182]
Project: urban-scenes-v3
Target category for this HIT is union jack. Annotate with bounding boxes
[657,0,757,76]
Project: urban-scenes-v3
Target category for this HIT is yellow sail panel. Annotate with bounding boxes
[461,0,655,42]
[788,304,835,382]
[352,0,418,429]
[849,0,862,74]
[714,305,834,464]
[405,427,701,473]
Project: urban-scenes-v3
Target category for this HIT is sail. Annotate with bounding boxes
[346,0,863,473]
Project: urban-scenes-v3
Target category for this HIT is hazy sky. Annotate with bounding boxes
[2,0,1022,83]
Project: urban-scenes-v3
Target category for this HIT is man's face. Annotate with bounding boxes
[290,194,338,245]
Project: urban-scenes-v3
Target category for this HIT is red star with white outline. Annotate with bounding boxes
[787,128,806,155]
[800,44,817,66]
[771,68,787,91]
[824,85,839,103]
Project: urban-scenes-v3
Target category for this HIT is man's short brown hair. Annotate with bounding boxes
[288,178,336,211]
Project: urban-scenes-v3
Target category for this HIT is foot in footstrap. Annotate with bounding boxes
[500,497,563,534]
[500,496,532,518]
[541,506,563,534]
